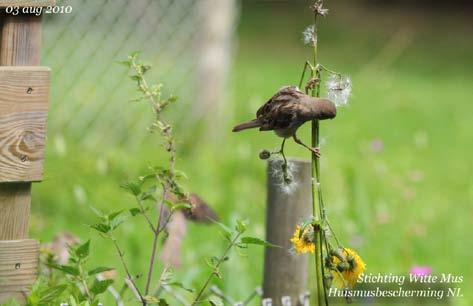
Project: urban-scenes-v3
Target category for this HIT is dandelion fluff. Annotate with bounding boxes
[302,25,316,46]
[269,155,299,195]
[326,74,352,107]
[280,181,299,195]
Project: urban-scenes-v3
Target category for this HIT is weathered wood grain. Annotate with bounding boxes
[0,10,41,241]
[0,184,30,239]
[0,67,50,182]
[263,159,311,306]
[0,1,55,7]
[1,14,42,66]
[0,239,39,304]
[0,13,45,304]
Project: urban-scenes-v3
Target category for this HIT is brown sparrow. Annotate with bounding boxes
[232,86,336,156]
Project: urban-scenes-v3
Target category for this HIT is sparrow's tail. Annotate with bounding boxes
[232,119,261,132]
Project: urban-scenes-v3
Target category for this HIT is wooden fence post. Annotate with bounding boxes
[263,159,311,306]
[0,1,53,303]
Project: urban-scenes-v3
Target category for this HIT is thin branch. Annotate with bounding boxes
[191,233,243,305]
[136,196,156,232]
[299,61,314,89]
[128,55,181,303]
[144,187,169,297]
[111,237,145,303]
[317,63,342,76]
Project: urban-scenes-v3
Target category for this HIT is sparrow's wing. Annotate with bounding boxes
[259,103,296,131]
[257,88,303,131]
[256,87,300,117]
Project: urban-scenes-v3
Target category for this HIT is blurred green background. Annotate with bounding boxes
[29,0,473,305]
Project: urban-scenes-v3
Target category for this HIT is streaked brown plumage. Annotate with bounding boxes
[232,86,336,155]
[163,192,218,223]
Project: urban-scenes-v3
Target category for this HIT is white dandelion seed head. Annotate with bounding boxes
[318,8,329,16]
[302,24,316,46]
[279,180,299,195]
[269,155,299,195]
[326,74,352,107]
[311,1,329,17]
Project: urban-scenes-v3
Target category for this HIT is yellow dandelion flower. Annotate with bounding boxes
[290,225,315,254]
[331,247,366,288]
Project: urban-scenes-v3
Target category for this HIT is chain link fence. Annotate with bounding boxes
[42,0,236,149]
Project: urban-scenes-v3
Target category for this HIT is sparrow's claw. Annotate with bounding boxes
[310,147,321,158]
[293,134,321,157]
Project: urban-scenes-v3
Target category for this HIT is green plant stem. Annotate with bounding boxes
[131,56,178,302]
[144,187,170,302]
[310,7,329,306]
[191,232,243,306]
[78,263,93,303]
[111,237,145,304]
[318,63,342,76]
[136,196,156,232]
[299,61,314,89]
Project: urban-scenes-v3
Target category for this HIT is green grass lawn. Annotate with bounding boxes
[29,2,472,305]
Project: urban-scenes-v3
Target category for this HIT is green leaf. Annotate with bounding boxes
[121,181,141,196]
[171,203,192,212]
[37,284,67,304]
[241,236,281,248]
[212,220,233,235]
[167,282,194,293]
[206,256,219,268]
[130,96,146,103]
[116,60,131,68]
[208,295,224,306]
[235,219,248,233]
[163,199,175,209]
[48,264,80,276]
[75,240,90,259]
[90,279,113,295]
[89,206,105,218]
[173,169,187,179]
[109,212,128,230]
[168,95,178,104]
[89,223,111,234]
[143,296,169,305]
[68,296,78,306]
[158,299,169,306]
[142,65,152,74]
[129,208,141,216]
[139,191,156,202]
[27,293,40,305]
[88,266,114,276]
[108,210,124,221]
[129,51,141,59]
[139,173,156,182]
